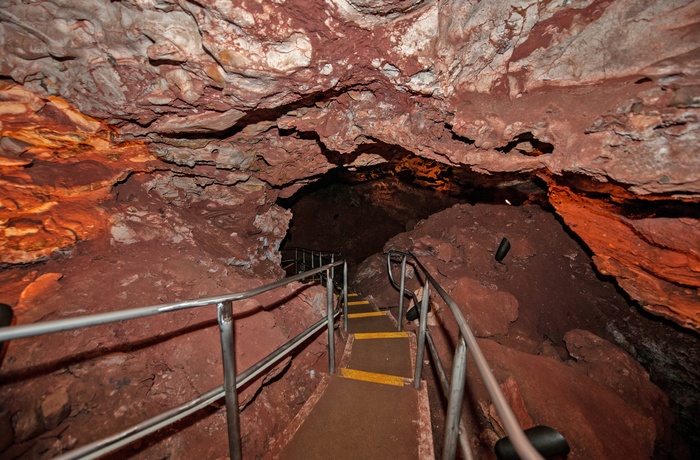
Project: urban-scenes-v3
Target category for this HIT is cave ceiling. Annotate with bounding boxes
[0,0,699,331]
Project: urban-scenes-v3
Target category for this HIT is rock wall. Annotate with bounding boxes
[1,2,698,321]
[352,202,694,458]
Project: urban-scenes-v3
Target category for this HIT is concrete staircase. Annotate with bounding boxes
[269,293,434,459]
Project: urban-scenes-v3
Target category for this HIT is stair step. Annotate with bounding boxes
[354,331,410,340]
[347,293,359,297]
[347,300,370,306]
[337,368,408,387]
[347,311,388,319]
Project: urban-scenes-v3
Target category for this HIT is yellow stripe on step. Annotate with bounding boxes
[354,332,410,340]
[347,312,387,318]
[347,300,370,306]
[338,368,406,387]
[347,293,359,297]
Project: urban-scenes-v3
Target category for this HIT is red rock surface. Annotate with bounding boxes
[352,199,693,458]
[1,0,698,331]
[473,338,657,460]
[449,276,519,338]
[0,174,334,459]
[549,182,700,333]
[563,328,673,444]
[0,83,154,264]
[1,0,698,332]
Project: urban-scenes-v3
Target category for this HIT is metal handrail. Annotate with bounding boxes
[281,247,343,286]
[386,250,544,460]
[281,247,349,331]
[0,260,347,460]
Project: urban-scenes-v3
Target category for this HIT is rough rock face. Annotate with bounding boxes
[1,0,698,331]
[0,172,332,459]
[352,202,693,458]
[0,83,153,264]
[549,182,700,331]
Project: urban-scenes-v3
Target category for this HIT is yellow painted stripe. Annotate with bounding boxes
[347,293,359,297]
[354,332,410,340]
[347,312,387,319]
[338,368,406,387]
[347,300,370,306]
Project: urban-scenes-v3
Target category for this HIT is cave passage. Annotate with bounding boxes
[278,146,548,265]
[277,148,699,457]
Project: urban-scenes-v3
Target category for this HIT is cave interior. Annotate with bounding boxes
[0,1,699,459]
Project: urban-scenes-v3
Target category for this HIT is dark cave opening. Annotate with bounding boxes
[277,145,549,265]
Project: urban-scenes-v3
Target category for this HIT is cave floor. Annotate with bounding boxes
[273,296,431,460]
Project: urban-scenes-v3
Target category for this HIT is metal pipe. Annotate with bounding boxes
[398,255,407,332]
[443,336,468,460]
[425,330,473,460]
[419,271,543,459]
[218,301,243,460]
[302,251,307,281]
[413,280,430,390]
[331,253,335,282]
[425,329,448,394]
[57,312,336,460]
[343,261,348,332]
[0,261,343,343]
[326,268,335,374]
[387,251,543,460]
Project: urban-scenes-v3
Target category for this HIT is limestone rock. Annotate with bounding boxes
[0,84,153,264]
[40,386,71,431]
[1,0,699,332]
[564,329,673,442]
[473,339,657,460]
[12,406,43,443]
[549,183,700,333]
[450,277,518,337]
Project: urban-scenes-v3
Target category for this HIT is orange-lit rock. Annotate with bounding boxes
[548,183,700,332]
[0,84,154,264]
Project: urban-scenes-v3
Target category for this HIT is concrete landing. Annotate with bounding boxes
[271,293,434,460]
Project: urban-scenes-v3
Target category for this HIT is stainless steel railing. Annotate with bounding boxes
[281,247,349,331]
[386,250,545,460]
[0,260,347,460]
[281,247,343,285]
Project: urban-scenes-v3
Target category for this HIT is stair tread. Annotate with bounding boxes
[277,375,420,460]
[337,367,408,386]
[346,336,414,378]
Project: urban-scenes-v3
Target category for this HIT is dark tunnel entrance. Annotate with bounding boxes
[277,144,548,266]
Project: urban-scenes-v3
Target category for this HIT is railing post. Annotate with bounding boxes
[326,268,335,373]
[443,336,468,460]
[217,301,243,460]
[397,255,407,332]
[331,253,335,281]
[302,250,306,281]
[343,261,348,332]
[414,279,430,390]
